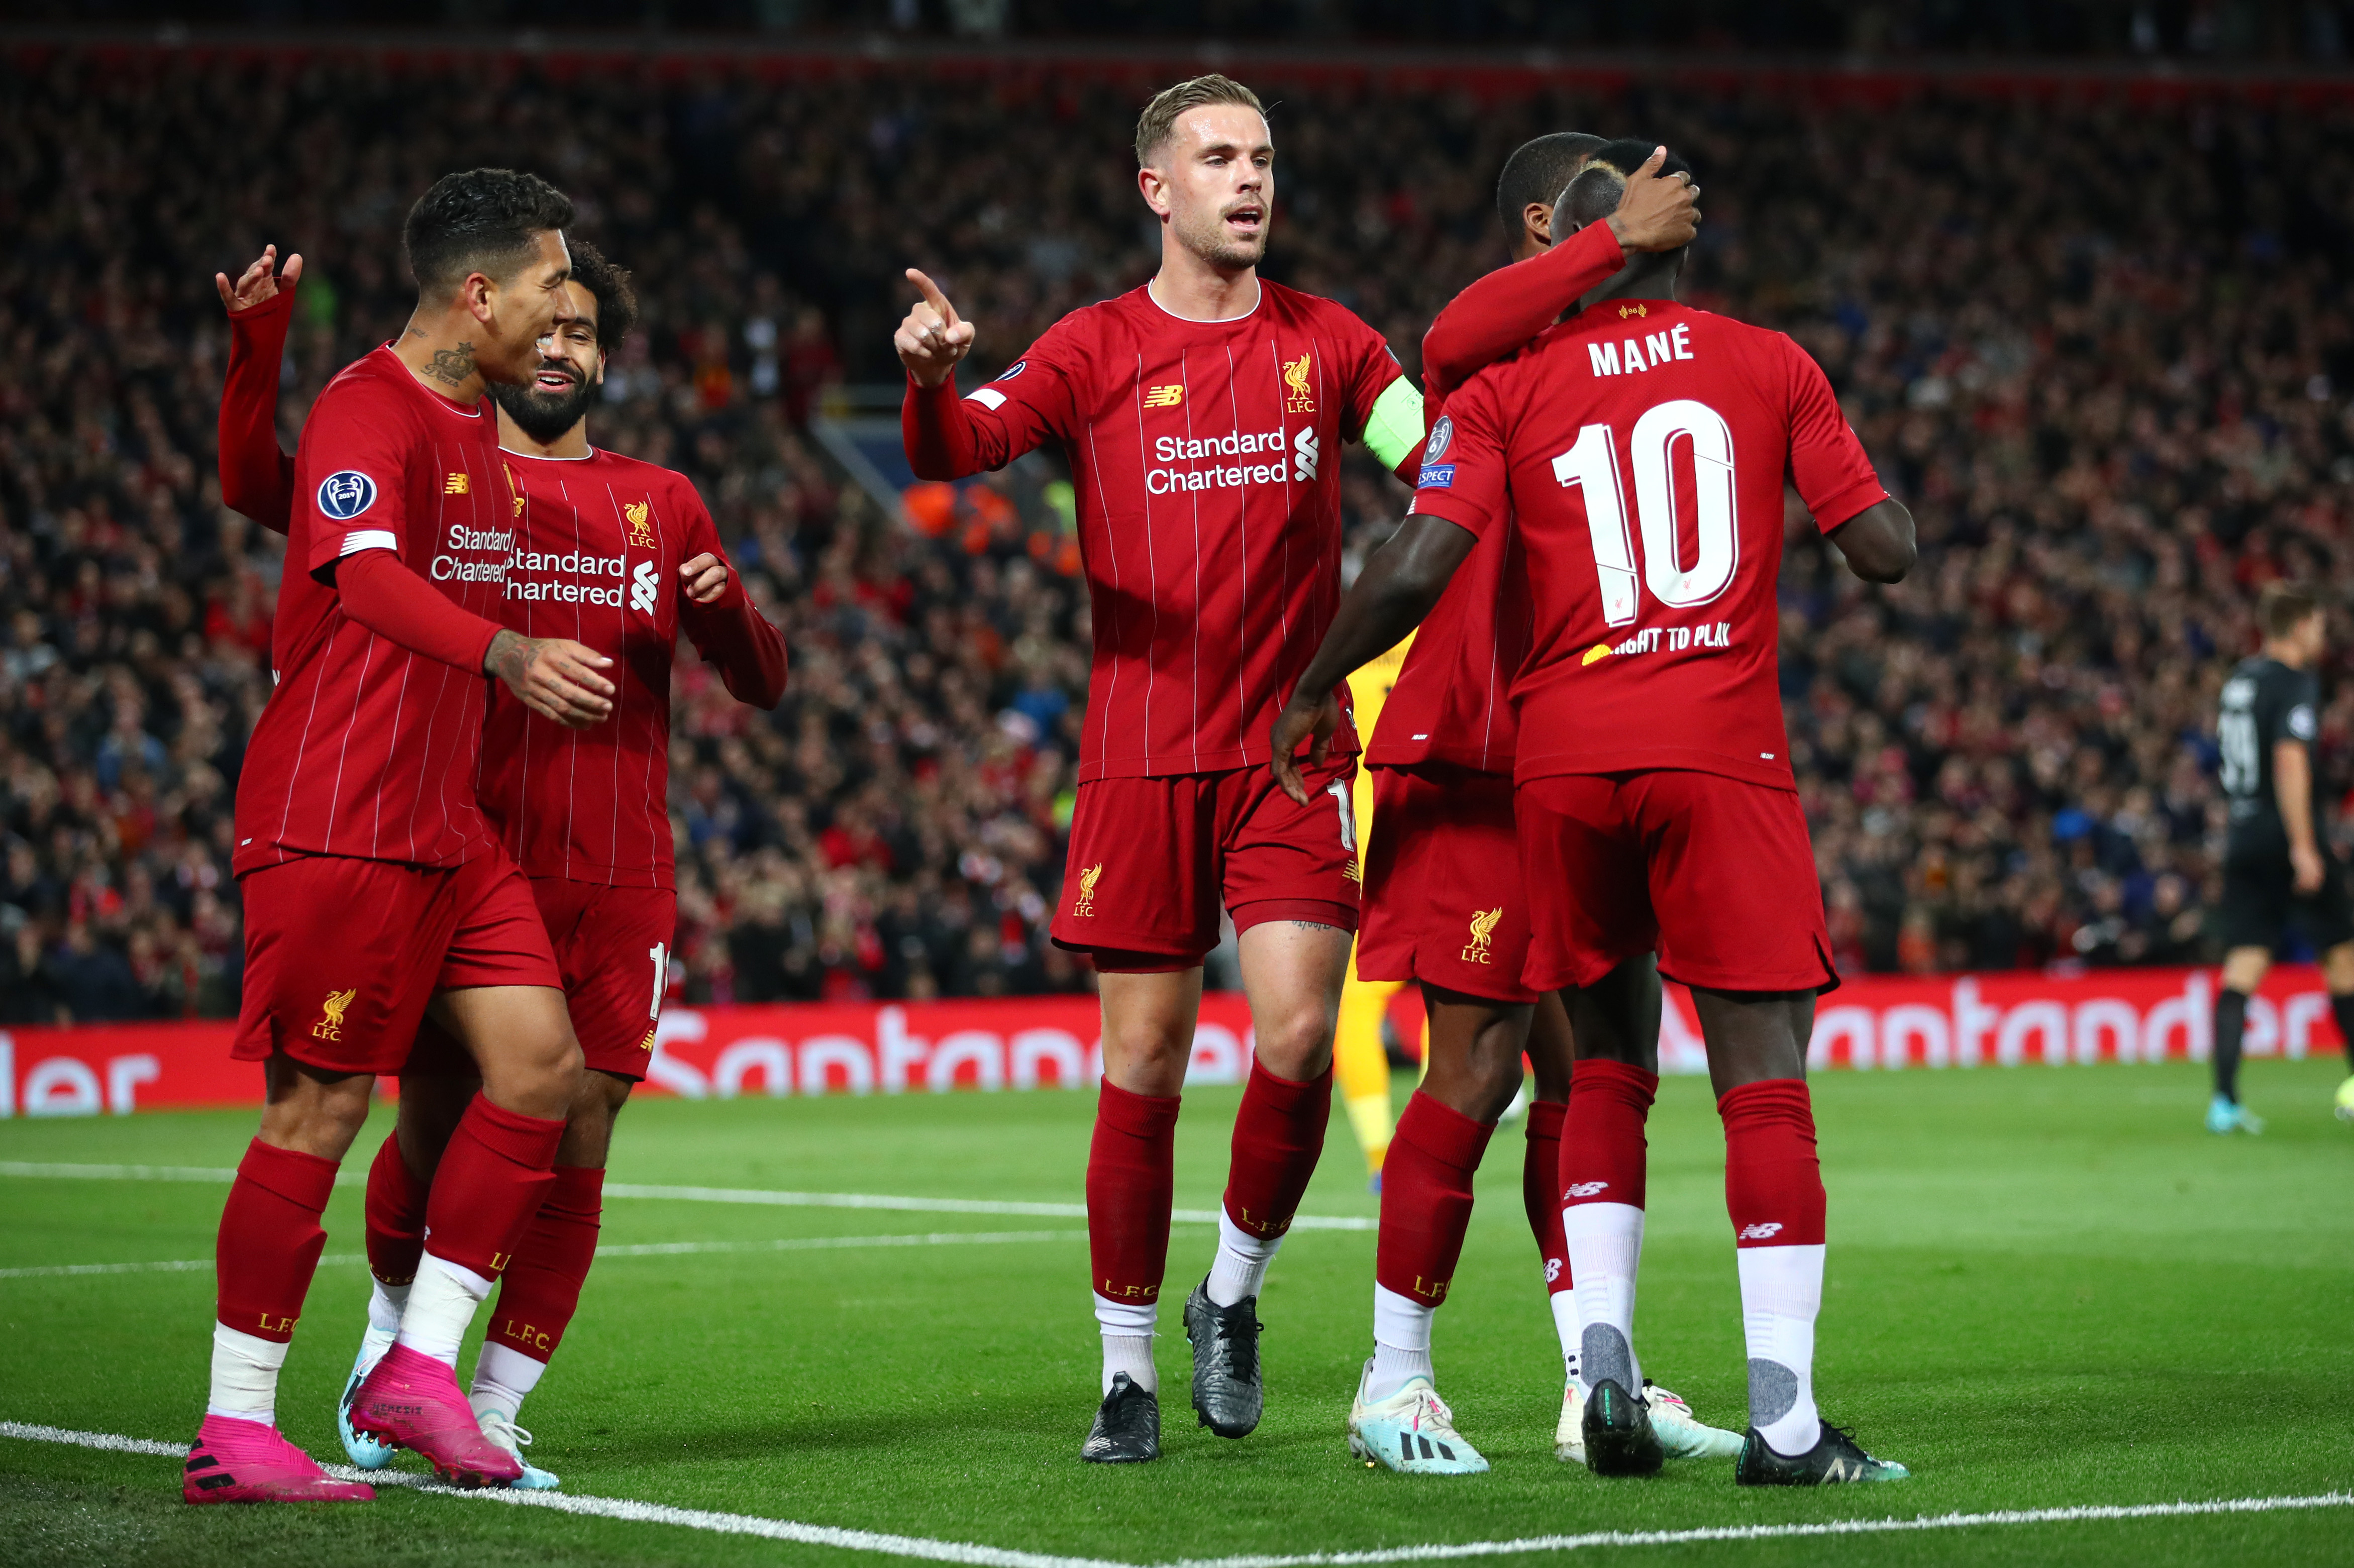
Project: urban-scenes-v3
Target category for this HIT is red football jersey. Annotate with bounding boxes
[1370,222,1628,774]
[1410,299,1887,790]
[907,280,1421,781]
[483,450,787,889]
[233,347,515,874]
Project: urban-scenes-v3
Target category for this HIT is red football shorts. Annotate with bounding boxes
[236,850,561,1076]
[1356,764,1537,1005]
[531,879,677,1082]
[1517,770,1837,995]
[1051,757,1362,970]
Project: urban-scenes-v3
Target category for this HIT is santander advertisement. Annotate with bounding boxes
[0,967,2339,1118]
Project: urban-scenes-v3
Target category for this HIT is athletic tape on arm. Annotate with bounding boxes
[1361,377,1426,472]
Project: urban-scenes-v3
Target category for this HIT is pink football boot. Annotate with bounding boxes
[348,1342,524,1488]
[182,1414,375,1503]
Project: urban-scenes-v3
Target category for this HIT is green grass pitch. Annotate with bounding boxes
[2,1058,2349,1566]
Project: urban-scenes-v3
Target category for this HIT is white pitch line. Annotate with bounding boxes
[3,1421,2349,1563]
[0,1162,1376,1232]
[1163,1491,2354,1566]
[0,1230,1091,1282]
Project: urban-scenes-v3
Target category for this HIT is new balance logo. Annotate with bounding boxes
[1143,384,1183,408]
[1822,1456,1860,1482]
[444,473,470,495]
[1738,1222,1784,1241]
[1544,1257,1563,1283]
[1565,1181,1608,1197]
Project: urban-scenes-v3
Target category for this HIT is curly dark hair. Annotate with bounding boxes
[402,167,576,296]
[566,240,639,354]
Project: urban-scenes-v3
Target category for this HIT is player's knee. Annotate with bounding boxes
[1252,1000,1337,1079]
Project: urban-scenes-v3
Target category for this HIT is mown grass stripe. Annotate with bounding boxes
[0,1163,1374,1231]
[0,1230,1093,1281]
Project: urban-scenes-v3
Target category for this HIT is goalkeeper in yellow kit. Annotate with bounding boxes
[1335,637,1417,1188]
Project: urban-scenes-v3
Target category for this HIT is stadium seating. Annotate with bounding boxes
[2,45,2349,1020]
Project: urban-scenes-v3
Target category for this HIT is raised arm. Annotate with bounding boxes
[678,537,789,709]
[1421,147,1701,407]
[215,247,301,532]
[1422,223,1625,408]
[896,267,1070,481]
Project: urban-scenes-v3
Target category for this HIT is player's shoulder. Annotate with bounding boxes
[1262,279,1382,339]
[594,449,712,520]
[1039,288,1153,350]
[313,348,414,415]
[589,446,688,488]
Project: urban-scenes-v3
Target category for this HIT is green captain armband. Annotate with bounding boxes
[1361,376,1426,474]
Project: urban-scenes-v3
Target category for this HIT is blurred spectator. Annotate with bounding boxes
[4,48,2354,1027]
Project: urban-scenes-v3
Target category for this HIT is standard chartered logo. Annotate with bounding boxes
[1145,427,1324,495]
[630,560,660,614]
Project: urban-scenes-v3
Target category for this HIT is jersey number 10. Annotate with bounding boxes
[1552,398,1739,628]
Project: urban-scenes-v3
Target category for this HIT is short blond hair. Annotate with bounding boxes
[1135,74,1267,167]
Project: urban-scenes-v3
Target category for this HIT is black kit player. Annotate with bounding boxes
[2208,582,2354,1132]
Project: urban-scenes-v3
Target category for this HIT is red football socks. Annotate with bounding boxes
[486,1164,604,1363]
[363,1132,428,1289]
[1522,1097,1572,1297]
[421,1094,567,1280]
[1719,1077,1828,1455]
[1087,1078,1181,1310]
[1221,1058,1334,1242]
[215,1138,339,1342]
[1557,1060,1657,1393]
[1558,1059,1656,1212]
[1719,1077,1827,1247]
[1373,1092,1495,1308]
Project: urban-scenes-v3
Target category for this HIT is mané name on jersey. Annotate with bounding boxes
[1408,299,1888,790]
[951,280,1422,782]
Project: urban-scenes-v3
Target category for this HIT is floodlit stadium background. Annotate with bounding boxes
[4,7,2354,1047]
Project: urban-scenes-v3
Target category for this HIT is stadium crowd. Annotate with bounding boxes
[3,46,2352,1022]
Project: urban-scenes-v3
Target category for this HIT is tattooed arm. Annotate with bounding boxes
[484,627,616,728]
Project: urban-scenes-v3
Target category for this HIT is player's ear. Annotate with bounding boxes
[1138,164,1173,220]
[593,349,607,387]
[460,270,497,325]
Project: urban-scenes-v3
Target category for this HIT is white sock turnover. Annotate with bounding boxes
[394,1252,495,1368]
[366,1277,410,1337]
[1204,1207,1284,1307]
[470,1340,548,1424]
[206,1322,288,1424]
[1738,1243,1824,1455]
[1365,1283,1436,1403]
[1562,1201,1645,1395]
[1094,1292,1158,1395]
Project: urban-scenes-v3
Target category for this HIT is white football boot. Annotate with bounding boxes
[1348,1360,1489,1475]
[475,1407,560,1490]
